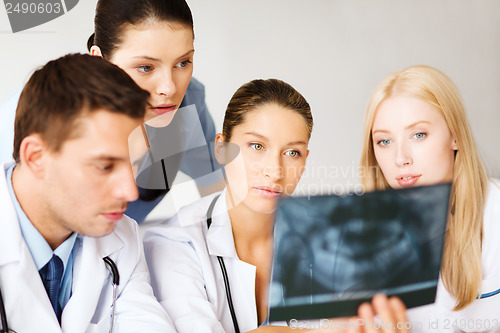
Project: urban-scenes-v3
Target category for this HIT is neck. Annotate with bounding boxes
[225,191,274,256]
[12,165,71,250]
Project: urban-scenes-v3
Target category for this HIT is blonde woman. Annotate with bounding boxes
[360,65,500,333]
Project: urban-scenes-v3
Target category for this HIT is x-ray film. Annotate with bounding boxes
[269,183,451,321]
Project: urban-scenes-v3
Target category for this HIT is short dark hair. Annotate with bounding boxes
[87,0,194,59]
[222,79,313,141]
[13,53,150,162]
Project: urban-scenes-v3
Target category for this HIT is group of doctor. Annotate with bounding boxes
[1,0,498,332]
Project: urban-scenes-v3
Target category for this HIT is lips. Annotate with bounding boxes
[253,186,282,199]
[101,211,125,221]
[150,104,177,116]
[396,174,421,187]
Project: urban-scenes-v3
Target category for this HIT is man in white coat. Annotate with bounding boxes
[0,54,174,332]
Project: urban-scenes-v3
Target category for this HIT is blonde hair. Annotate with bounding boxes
[360,65,488,310]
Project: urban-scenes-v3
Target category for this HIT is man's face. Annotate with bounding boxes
[42,110,140,237]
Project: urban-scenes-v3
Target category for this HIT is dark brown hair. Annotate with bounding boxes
[87,0,194,59]
[13,53,150,162]
[222,79,313,141]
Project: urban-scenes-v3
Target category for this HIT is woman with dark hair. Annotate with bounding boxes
[0,0,223,222]
[88,0,224,222]
[144,78,409,333]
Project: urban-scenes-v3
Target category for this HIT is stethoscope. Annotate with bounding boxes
[206,194,240,333]
[205,193,314,332]
[103,256,120,333]
[0,256,119,333]
[0,285,12,333]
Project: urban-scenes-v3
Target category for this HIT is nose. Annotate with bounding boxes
[264,153,284,181]
[155,69,176,98]
[395,141,413,167]
[114,166,139,203]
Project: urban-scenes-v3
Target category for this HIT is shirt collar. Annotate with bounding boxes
[6,164,77,271]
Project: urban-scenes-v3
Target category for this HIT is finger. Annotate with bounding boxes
[357,302,376,333]
[388,297,409,333]
[372,294,396,333]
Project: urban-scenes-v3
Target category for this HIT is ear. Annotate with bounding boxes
[451,137,458,151]
[214,133,226,165]
[18,134,47,178]
[90,45,103,57]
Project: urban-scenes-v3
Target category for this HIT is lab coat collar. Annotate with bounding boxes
[62,223,124,331]
[0,162,124,265]
[205,189,240,259]
[1,163,127,331]
[0,163,64,330]
[0,162,24,266]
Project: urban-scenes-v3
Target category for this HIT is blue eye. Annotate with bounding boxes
[285,150,300,157]
[138,65,153,73]
[176,60,192,68]
[414,132,427,139]
[250,143,264,151]
[377,139,391,146]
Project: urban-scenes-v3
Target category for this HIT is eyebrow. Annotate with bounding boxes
[176,49,195,61]
[89,155,127,162]
[133,49,195,63]
[372,120,431,135]
[244,132,308,146]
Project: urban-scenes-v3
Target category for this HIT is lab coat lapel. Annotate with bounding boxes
[0,164,21,267]
[206,191,238,258]
[62,229,124,332]
[17,244,63,329]
[233,260,259,331]
[0,164,62,331]
[205,192,259,330]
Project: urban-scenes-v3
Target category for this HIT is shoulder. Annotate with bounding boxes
[186,77,205,93]
[487,178,500,198]
[481,179,500,280]
[485,178,500,215]
[484,178,500,227]
[182,77,207,111]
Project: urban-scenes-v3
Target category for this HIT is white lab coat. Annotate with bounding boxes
[144,190,280,333]
[0,163,175,333]
[408,179,500,333]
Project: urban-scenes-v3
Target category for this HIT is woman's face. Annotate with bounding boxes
[109,22,194,121]
[219,104,310,214]
[371,96,457,189]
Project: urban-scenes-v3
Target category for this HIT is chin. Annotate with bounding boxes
[87,221,117,238]
[245,200,278,215]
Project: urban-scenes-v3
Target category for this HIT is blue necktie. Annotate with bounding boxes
[39,254,64,323]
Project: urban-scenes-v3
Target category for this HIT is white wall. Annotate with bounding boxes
[1,1,499,201]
